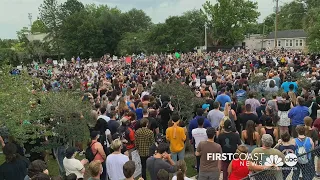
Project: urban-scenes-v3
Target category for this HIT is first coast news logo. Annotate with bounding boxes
[207,153,298,168]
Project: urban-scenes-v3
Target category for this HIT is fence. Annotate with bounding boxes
[242,146,320,180]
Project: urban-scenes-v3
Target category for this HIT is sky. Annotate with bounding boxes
[0,0,294,39]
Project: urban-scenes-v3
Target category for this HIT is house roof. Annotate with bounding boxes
[26,33,49,42]
[265,29,307,39]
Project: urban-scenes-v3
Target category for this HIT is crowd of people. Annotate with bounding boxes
[1,49,320,180]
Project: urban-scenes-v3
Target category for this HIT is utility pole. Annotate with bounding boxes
[261,24,266,50]
[204,22,207,51]
[28,13,32,28]
[274,0,279,49]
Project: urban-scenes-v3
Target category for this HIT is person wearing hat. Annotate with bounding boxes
[63,147,88,179]
[89,131,107,180]
[217,120,241,180]
[202,104,210,117]
[256,98,267,119]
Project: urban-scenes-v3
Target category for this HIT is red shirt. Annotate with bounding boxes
[229,159,250,180]
[313,118,320,139]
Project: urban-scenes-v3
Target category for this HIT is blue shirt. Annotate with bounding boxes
[136,108,143,120]
[288,105,309,126]
[188,116,212,140]
[215,94,231,109]
[281,81,298,93]
[295,137,312,160]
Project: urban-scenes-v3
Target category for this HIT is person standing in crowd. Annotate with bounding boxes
[135,118,155,180]
[149,133,166,157]
[192,117,208,173]
[293,125,315,180]
[24,160,49,180]
[217,120,241,180]
[306,95,320,121]
[274,132,296,179]
[123,160,144,180]
[239,104,260,130]
[88,160,103,180]
[157,169,169,180]
[245,92,260,114]
[228,145,266,180]
[97,107,110,122]
[251,134,284,179]
[159,101,174,134]
[0,143,29,180]
[146,143,176,180]
[142,107,159,135]
[118,117,135,152]
[207,102,224,130]
[202,104,210,117]
[196,127,222,180]
[256,98,267,119]
[288,97,309,138]
[108,111,120,135]
[106,139,129,180]
[89,131,106,180]
[215,88,231,110]
[260,113,279,147]
[189,108,211,145]
[166,112,186,162]
[277,93,291,135]
[172,160,192,180]
[63,147,88,179]
[281,77,298,93]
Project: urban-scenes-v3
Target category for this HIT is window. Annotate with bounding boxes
[300,39,303,46]
[278,40,281,47]
[285,40,293,47]
[296,39,299,47]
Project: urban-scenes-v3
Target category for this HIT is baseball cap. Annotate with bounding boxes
[261,98,266,104]
[202,104,210,110]
[224,120,233,132]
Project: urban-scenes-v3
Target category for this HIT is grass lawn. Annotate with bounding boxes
[0,152,198,179]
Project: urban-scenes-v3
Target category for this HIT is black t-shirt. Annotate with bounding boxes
[0,157,29,180]
[239,113,260,128]
[135,117,159,134]
[217,132,241,162]
[108,119,120,135]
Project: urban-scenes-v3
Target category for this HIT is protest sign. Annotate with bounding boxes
[125,57,132,64]
[113,56,118,61]
[53,60,58,66]
[175,52,181,59]
[93,62,98,67]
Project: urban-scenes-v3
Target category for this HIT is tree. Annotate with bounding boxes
[39,0,62,57]
[277,1,306,30]
[117,31,148,55]
[304,7,320,52]
[60,10,106,58]
[120,8,152,33]
[202,0,260,46]
[60,0,84,20]
[0,66,92,153]
[27,41,50,63]
[31,20,48,34]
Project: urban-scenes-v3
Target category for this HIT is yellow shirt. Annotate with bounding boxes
[166,124,186,153]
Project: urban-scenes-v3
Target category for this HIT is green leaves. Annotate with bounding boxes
[202,0,260,46]
[0,67,92,150]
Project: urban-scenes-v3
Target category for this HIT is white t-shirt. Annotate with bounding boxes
[97,115,110,122]
[172,176,193,180]
[63,157,84,178]
[106,153,129,180]
[192,128,208,149]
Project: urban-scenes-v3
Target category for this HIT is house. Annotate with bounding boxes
[26,33,49,42]
[242,29,308,51]
[264,29,307,50]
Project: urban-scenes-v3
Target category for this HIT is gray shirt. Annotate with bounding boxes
[207,109,224,129]
[146,157,176,180]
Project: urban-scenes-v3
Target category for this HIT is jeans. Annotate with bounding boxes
[101,161,106,180]
[198,171,220,180]
[140,156,148,180]
[221,161,230,180]
[171,148,185,162]
[292,161,315,180]
[53,146,66,176]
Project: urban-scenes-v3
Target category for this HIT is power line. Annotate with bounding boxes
[274,0,279,49]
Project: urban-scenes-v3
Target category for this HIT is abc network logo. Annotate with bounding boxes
[264,153,298,167]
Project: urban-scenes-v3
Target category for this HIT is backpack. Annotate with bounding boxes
[295,137,310,164]
[85,142,98,162]
[309,102,314,115]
